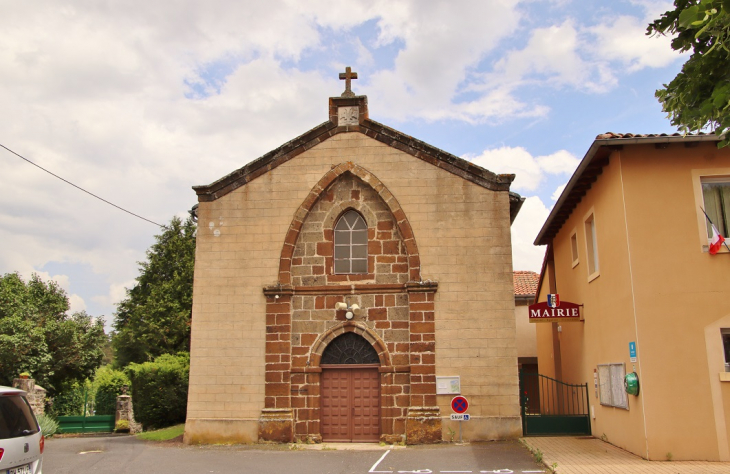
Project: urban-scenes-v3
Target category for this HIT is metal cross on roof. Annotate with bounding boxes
[339,66,358,98]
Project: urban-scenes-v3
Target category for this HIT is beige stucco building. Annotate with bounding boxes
[533,132,730,461]
[184,79,524,445]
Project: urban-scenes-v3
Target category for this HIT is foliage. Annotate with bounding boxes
[648,0,730,147]
[136,423,185,441]
[125,352,189,430]
[93,366,131,415]
[48,380,86,417]
[0,272,106,394]
[36,413,59,438]
[115,419,130,432]
[112,216,196,367]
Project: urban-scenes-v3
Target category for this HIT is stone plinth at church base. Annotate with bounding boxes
[259,408,295,443]
[405,407,442,444]
[184,418,259,445]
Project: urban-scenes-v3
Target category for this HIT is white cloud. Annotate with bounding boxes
[536,150,581,175]
[489,20,617,94]
[465,147,579,192]
[551,183,567,201]
[92,280,134,308]
[68,294,87,313]
[367,0,532,123]
[511,196,550,272]
[589,15,683,72]
[353,38,375,69]
[0,0,688,324]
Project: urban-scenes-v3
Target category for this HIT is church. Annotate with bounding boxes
[184,68,525,444]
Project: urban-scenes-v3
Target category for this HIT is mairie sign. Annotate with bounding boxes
[529,295,581,323]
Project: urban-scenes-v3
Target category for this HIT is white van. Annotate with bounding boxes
[0,386,44,474]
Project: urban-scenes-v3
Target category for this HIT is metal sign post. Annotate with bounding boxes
[451,396,469,443]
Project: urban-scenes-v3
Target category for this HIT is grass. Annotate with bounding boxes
[136,424,185,441]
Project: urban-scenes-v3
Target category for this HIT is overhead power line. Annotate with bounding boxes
[0,142,164,228]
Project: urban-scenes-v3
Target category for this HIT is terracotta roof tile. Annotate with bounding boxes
[595,131,718,140]
[514,271,539,297]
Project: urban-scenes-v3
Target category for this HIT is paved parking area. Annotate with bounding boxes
[44,436,545,474]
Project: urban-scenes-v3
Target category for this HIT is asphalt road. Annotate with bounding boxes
[43,436,546,474]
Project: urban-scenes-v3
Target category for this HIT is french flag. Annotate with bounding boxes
[709,222,726,255]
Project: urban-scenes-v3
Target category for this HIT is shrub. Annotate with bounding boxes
[48,380,85,417]
[93,366,130,415]
[36,413,59,437]
[115,419,130,432]
[125,352,189,430]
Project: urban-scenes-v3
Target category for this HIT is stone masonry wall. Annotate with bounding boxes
[291,173,409,285]
[185,131,519,444]
[287,172,414,441]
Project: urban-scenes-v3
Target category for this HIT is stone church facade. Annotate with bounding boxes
[184,74,524,444]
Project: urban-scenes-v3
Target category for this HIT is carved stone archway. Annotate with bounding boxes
[277,162,421,285]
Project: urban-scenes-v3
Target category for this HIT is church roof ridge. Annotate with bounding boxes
[193,108,518,204]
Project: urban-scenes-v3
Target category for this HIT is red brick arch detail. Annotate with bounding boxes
[278,162,421,284]
[309,322,391,368]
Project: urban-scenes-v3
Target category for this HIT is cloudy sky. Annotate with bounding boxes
[0,0,684,329]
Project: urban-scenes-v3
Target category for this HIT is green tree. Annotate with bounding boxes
[112,216,196,367]
[0,273,106,393]
[648,0,730,147]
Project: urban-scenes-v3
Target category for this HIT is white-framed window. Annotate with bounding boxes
[597,363,628,409]
[584,210,599,281]
[701,176,730,239]
[334,210,368,274]
[692,170,730,252]
[570,229,579,268]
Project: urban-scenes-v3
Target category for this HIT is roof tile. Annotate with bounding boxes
[514,271,539,297]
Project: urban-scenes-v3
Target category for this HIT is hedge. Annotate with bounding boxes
[125,352,189,430]
[93,366,130,415]
[48,380,86,417]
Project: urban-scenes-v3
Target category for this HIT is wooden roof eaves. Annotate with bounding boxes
[193,117,517,202]
[533,134,721,247]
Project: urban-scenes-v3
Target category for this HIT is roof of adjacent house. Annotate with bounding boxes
[514,270,539,297]
[533,132,722,246]
[193,94,525,223]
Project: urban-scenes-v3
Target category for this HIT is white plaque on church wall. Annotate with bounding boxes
[436,376,461,395]
[338,106,359,126]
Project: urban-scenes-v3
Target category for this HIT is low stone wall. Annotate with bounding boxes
[12,378,46,416]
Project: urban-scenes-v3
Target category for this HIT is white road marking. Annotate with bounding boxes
[369,449,393,473]
[441,471,473,473]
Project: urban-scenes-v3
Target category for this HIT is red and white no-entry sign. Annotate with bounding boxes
[451,395,469,414]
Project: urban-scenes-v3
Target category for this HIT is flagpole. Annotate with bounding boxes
[700,207,730,252]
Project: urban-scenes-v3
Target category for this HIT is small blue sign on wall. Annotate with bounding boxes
[629,341,637,362]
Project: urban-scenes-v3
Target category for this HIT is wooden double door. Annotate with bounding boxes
[320,365,380,442]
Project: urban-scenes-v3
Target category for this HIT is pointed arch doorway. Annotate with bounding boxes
[320,332,381,442]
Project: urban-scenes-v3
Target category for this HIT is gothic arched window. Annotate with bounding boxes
[334,210,368,274]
